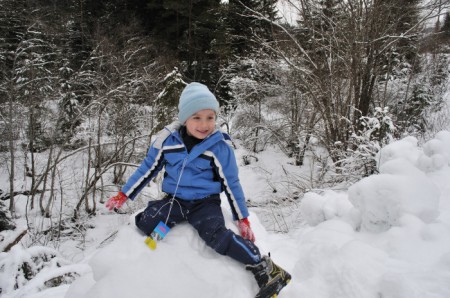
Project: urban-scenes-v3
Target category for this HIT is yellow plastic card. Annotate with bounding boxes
[144,221,170,250]
[144,236,157,250]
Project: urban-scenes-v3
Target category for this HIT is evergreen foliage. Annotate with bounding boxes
[0,200,15,231]
[442,12,450,37]
[155,68,187,131]
[343,107,396,178]
[0,0,27,81]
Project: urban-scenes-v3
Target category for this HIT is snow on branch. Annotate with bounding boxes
[0,245,90,296]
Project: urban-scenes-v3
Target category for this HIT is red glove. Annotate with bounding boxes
[105,191,127,211]
[237,218,256,242]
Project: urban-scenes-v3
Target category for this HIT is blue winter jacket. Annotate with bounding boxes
[121,121,249,220]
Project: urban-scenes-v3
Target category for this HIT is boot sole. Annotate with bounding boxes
[256,274,291,298]
[269,277,291,298]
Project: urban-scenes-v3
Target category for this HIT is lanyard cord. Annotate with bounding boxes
[164,157,188,225]
[148,157,187,223]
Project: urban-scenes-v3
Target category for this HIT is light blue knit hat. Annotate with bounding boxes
[178,82,219,124]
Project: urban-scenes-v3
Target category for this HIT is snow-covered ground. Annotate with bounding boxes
[2,130,450,298]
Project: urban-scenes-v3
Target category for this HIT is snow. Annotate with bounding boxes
[2,131,450,297]
[277,0,299,26]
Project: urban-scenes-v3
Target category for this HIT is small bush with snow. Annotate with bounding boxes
[0,245,90,297]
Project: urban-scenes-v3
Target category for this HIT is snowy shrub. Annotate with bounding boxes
[375,136,420,167]
[416,131,450,172]
[349,136,441,233]
[300,192,326,226]
[0,245,89,296]
[394,54,448,136]
[300,191,360,229]
[337,107,397,182]
[422,131,450,165]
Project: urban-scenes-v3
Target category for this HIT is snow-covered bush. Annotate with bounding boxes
[337,107,396,182]
[300,190,360,229]
[348,135,441,232]
[301,132,447,233]
[419,130,450,170]
[348,160,440,232]
[0,245,89,297]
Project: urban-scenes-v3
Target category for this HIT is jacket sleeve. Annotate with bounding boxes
[214,142,249,220]
[121,143,165,200]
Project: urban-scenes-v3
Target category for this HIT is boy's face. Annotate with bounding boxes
[185,109,216,139]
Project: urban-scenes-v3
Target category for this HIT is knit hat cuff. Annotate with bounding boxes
[178,97,219,123]
[178,83,219,123]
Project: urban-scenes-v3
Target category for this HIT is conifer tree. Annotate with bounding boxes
[0,0,29,215]
[155,68,186,131]
[441,12,450,37]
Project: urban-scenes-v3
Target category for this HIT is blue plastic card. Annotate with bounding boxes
[145,221,170,250]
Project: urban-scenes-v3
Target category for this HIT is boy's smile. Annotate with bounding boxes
[185,109,216,139]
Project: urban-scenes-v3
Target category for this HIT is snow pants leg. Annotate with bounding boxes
[134,195,261,265]
[186,195,261,265]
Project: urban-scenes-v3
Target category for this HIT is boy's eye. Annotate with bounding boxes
[190,114,215,121]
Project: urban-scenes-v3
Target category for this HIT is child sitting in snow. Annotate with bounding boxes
[106,82,291,298]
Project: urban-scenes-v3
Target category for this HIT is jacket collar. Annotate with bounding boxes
[165,121,224,162]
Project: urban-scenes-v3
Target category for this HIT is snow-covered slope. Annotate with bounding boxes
[65,131,450,298]
[2,131,450,298]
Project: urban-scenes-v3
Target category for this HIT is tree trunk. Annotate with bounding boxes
[29,108,36,210]
[39,145,53,215]
[8,85,15,217]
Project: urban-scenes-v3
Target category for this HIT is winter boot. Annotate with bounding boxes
[246,255,291,298]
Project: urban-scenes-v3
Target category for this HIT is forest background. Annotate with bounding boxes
[0,0,450,291]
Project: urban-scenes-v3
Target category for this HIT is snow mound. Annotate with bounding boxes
[349,159,440,232]
[291,130,450,297]
[65,206,293,298]
[299,190,360,229]
[348,135,442,232]
[300,132,449,233]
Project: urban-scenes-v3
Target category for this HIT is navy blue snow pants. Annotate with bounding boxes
[135,194,261,265]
